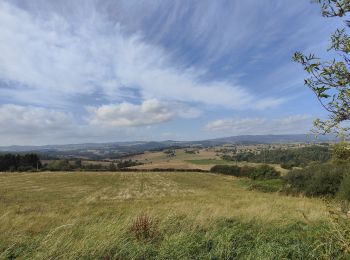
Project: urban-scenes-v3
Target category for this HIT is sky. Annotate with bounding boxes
[0,0,343,145]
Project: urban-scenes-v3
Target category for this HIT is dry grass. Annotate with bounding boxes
[0,171,339,259]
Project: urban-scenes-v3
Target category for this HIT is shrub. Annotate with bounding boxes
[250,165,280,180]
[210,165,254,178]
[337,173,350,201]
[240,166,256,177]
[306,167,343,197]
[283,169,310,194]
[45,160,72,171]
[284,163,348,198]
[210,164,281,180]
[280,162,295,170]
[332,142,350,163]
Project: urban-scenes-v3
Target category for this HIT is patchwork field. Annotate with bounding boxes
[129,148,288,173]
[0,171,347,259]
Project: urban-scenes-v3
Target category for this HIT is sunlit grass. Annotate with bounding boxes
[0,171,347,259]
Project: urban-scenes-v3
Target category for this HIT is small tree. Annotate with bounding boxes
[332,141,350,162]
[293,0,350,136]
[108,162,117,171]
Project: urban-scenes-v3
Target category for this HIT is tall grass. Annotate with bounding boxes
[0,171,348,259]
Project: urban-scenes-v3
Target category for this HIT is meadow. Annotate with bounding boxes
[128,148,288,174]
[0,171,348,259]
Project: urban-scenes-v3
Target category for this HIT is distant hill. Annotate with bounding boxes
[0,134,337,159]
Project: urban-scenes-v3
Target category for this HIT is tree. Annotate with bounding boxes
[293,0,350,136]
[332,141,350,162]
[108,162,117,171]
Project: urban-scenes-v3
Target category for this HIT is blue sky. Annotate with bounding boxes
[0,0,342,145]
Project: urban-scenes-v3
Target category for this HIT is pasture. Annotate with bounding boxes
[128,148,288,173]
[0,171,347,259]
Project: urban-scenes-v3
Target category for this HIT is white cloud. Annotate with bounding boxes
[0,1,284,110]
[205,115,313,135]
[0,103,176,146]
[88,99,174,127]
[0,104,73,138]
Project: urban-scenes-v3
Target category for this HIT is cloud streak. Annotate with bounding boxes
[0,0,337,145]
[205,115,314,135]
[0,1,284,110]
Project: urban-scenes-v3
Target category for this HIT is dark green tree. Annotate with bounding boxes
[293,0,350,136]
[108,162,117,171]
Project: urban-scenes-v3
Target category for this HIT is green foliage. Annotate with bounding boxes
[108,162,117,171]
[315,0,350,18]
[46,159,72,171]
[0,153,41,171]
[210,164,281,180]
[250,164,281,180]
[294,0,350,135]
[337,173,350,200]
[116,159,142,169]
[283,163,349,197]
[210,165,255,178]
[239,179,283,193]
[280,162,294,169]
[307,167,343,196]
[225,145,331,167]
[332,141,350,162]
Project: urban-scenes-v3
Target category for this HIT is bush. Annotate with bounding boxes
[45,160,72,171]
[280,162,295,170]
[211,164,281,180]
[283,169,310,193]
[306,167,343,197]
[250,165,281,180]
[210,165,254,178]
[337,173,350,201]
[332,142,350,163]
[284,163,347,198]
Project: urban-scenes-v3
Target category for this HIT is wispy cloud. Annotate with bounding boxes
[0,1,284,110]
[205,115,314,135]
[0,0,338,144]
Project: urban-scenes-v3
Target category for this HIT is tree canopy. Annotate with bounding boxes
[293,0,350,136]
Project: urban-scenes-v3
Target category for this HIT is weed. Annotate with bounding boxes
[131,214,157,240]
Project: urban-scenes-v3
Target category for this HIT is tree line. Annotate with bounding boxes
[0,153,146,172]
[222,146,331,168]
[0,153,42,171]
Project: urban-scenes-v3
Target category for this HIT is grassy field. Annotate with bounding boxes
[128,149,219,170]
[129,148,288,174]
[0,171,348,259]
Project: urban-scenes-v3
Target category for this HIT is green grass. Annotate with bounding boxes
[0,171,348,259]
[237,178,283,193]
